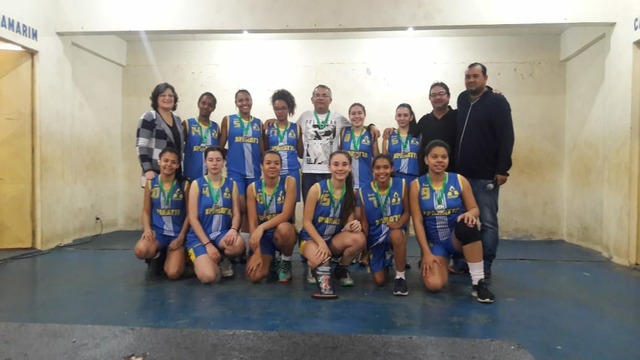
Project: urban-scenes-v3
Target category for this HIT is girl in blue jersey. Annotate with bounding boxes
[300,150,366,299]
[410,140,495,303]
[245,151,298,283]
[359,154,410,296]
[185,146,245,284]
[382,103,421,185]
[134,148,189,279]
[263,89,303,202]
[340,103,378,191]
[182,92,219,181]
[219,89,264,244]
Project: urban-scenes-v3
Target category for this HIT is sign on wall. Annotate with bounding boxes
[0,14,38,41]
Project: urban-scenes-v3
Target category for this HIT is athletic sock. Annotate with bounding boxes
[395,271,405,280]
[317,265,331,275]
[281,255,292,261]
[468,261,485,285]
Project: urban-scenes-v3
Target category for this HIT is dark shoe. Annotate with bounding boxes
[393,277,409,296]
[145,252,166,276]
[311,271,338,299]
[472,279,495,303]
[333,264,354,287]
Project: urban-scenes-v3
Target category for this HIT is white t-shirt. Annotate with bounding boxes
[295,110,350,174]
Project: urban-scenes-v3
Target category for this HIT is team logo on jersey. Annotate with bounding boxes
[362,136,371,145]
[344,133,351,142]
[223,187,231,198]
[391,138,399,145]
[392,191,402,205]
[447,185,459,199]
[252,123,260,132]
[151,188,160,199]
[410,138,420,146]
[288,129,296,138]
[192,126,201,135]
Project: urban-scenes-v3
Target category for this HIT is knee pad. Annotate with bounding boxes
[454,221,480,246]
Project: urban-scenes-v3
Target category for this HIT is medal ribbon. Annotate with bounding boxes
[261,178,281,215]
[327,180,346,216]
[373,179,392,217]
[205,176,223,208]
[198,117,211,145]
[159,177,177,208]
[426,173,448,209]
[276,122,288,144]
[314,111,331,129]
[351,128,364,151]
[396,130,410,153]
[237,114,253,137]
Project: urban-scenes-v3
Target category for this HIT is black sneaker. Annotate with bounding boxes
[393,277,409,296]
[145,252,166,277]
[333,264,354,287]
[311,271,338,299]
[472,279,495,303]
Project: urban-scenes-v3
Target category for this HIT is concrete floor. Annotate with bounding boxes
[0,231,638,359]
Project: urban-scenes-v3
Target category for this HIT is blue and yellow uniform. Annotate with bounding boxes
[416,172,465,258]
[341,126,374,189]
[359,179,405,273]
[186,176,236,260]
[265,122,301,201]
[250,177,294,256]
[183,117,219,181]
[148,177,187,250]
[299,180,345,247]
[387,130,421,184]
[226,114,262,195]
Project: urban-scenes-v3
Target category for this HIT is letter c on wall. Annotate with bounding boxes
[635,17,639,31]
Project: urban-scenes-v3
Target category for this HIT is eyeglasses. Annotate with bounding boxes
[429,92,448,98]
[273,107,289,112]
[313,94,331,99]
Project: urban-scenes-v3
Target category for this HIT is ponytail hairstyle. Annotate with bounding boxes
[396,103,420,138]
[329,150,356,226]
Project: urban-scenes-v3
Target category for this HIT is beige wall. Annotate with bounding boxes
[120,34,565,240]
[3,0,640,265]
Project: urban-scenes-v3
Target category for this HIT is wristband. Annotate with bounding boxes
[230,227,238,232]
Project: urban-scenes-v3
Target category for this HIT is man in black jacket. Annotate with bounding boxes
[456,62,515,278]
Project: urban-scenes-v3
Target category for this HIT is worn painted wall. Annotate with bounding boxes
[121,34,565,240]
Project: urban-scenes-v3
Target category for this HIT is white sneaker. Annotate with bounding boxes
[306,267,317,284]
[220,257,234,277]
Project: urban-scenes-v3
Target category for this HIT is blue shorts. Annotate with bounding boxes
[368,234,393,274]
[153,232,178,252]
[227,170,257,196]
[282,171,301,202]
[185,229,229,261]
[428,232,461,259]
[259,229,278,257]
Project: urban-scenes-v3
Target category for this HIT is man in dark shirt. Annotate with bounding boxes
[456,62,515,278]
[416,82,458,174]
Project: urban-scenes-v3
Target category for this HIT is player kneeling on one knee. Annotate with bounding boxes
[134,148,189,280]
[245,151,298,283]
[359,153,411,296]
[410,140,495,303]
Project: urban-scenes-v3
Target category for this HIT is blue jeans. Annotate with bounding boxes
[467,178,500,268]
